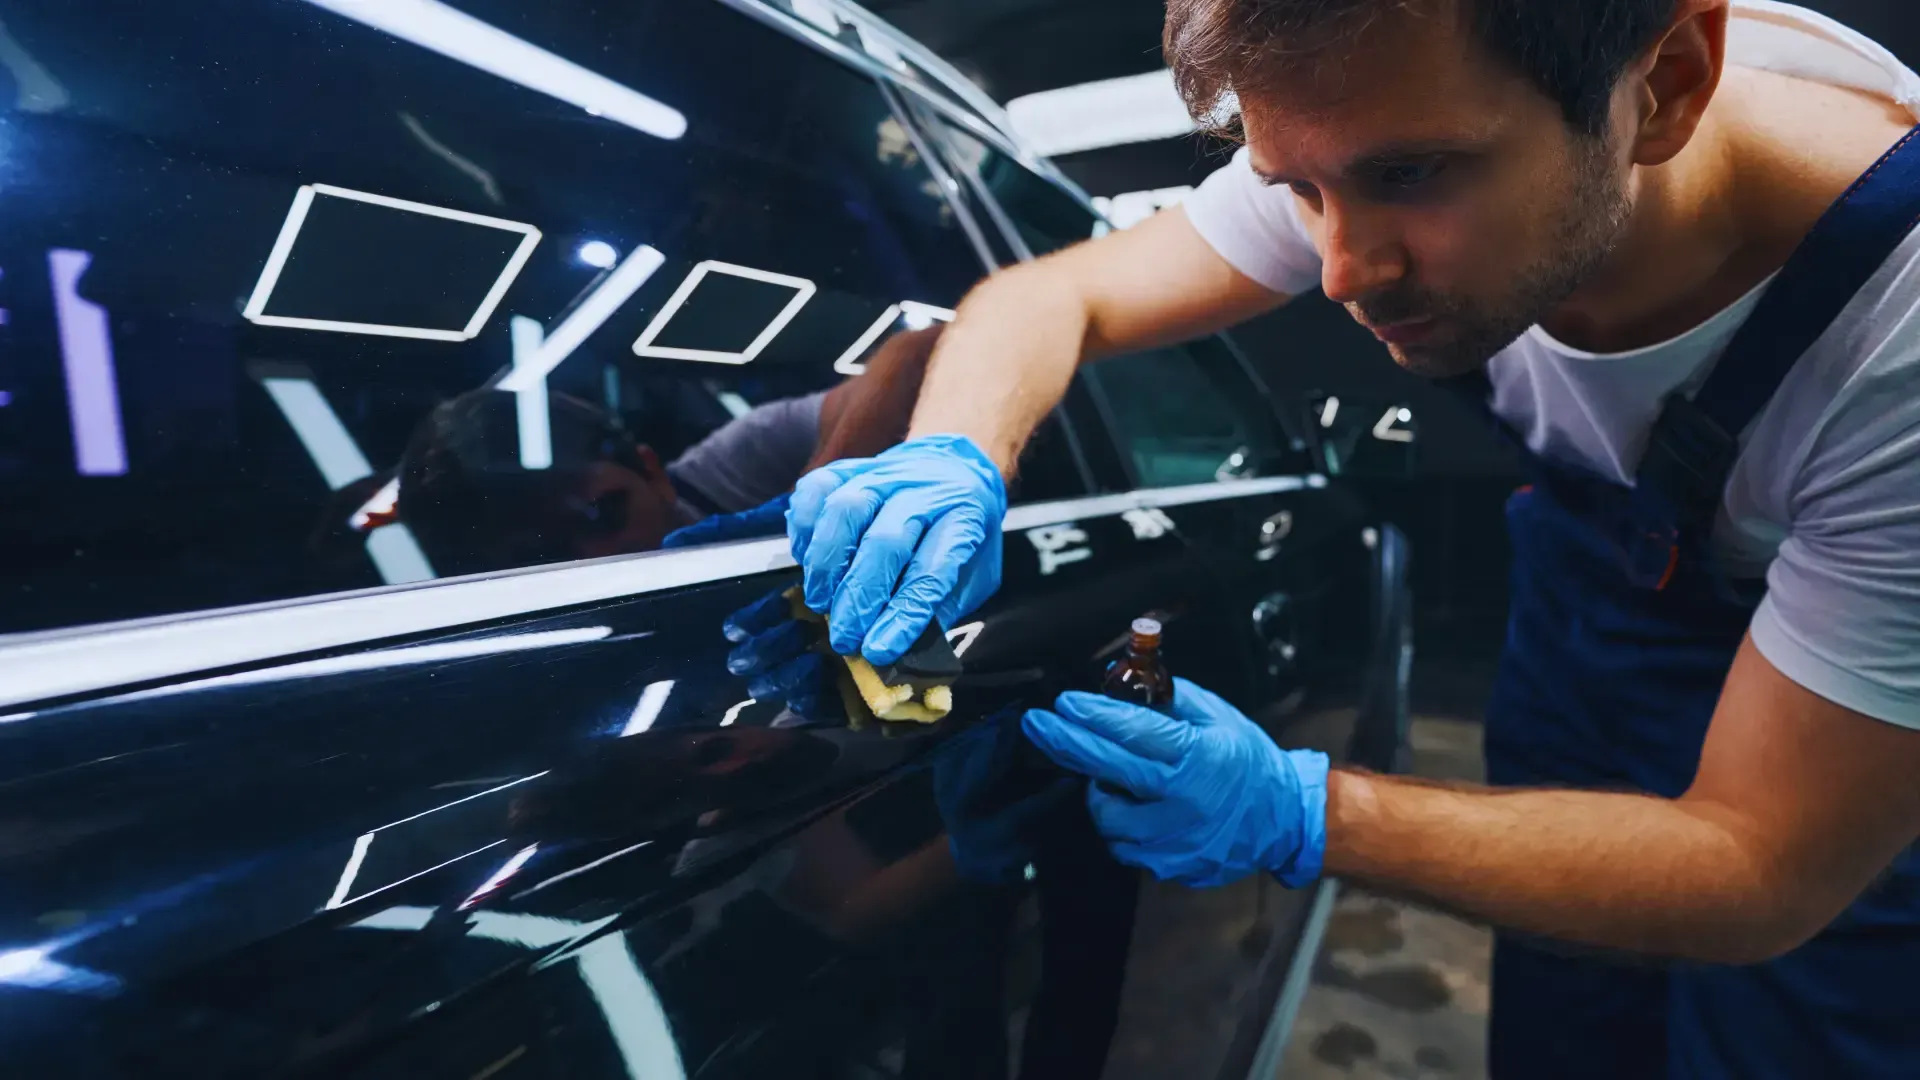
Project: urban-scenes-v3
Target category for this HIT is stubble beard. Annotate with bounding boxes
[1355,134,1634,379]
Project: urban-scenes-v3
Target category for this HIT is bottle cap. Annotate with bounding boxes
[1131,617,1162,636]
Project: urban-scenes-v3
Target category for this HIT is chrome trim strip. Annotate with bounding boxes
[710,0,1027,164]
[1001,474,1315,531]
[877,79,998,272]
[0,476,1321,709]
[711,0,1102,220]
[1246,878,1342,1080]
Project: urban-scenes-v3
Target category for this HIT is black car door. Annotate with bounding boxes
[0,1,1251,1077]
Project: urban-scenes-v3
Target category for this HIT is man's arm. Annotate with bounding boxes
[786,206,1290,663]
[810,327,944,469]
[1327,634,1920,963]
[906,206,1288,474]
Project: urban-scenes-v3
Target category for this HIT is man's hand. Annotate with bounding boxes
[787,434,1006,664]
[660,494,790,549]
[1021,677,1331,888]
[719,588,829,718]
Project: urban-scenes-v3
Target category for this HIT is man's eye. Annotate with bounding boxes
[1375,159,1446,188]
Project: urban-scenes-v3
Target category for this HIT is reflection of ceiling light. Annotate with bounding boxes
[244,183,542,340]
[1090,186,1194,230]
[1008,69,1213,157]
[0,945,118,994]
[140,629,611,703]
[720,698,756,727]
[256,373,434,583]
[303,0,686,140]
[48,249,128,476]
[631,262,816,366]
[577,240,619,269]
[623,679,676,736]
[349,476,402,531]
[461,844,540,909]
[261,377,375,490]
[790,0,840,35]
[1320,397,1341,428]
[832,301,954,376]
[1373,407,1415,443]
[714,391,752,419]
[352,903,682,1079]
[0,947,51,982]
[833,304,901,376]
[1398,408,1413,422]
[500,245,665,391]
[900,301,956,330]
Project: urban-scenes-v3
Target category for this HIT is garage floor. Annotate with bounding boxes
[1278,717,1494,1080]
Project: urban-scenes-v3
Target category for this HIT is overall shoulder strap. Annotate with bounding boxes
[1638,125,1920,528]
[1692,125,1920,432]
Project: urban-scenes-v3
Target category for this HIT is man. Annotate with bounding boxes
[395,327,943,575]
[785,1,1920,1076]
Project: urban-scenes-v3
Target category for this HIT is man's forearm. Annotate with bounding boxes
[1324,770,1808,963]
[905,263,1089,476]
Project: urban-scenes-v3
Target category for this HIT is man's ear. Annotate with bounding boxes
[1626,1,1730,168]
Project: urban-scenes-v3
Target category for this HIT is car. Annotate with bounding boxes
[0,0,1411,1076]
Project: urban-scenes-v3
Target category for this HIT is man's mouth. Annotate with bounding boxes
[1366,317,1436,346]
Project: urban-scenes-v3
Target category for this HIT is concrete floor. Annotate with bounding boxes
[1278,718,1494,1080]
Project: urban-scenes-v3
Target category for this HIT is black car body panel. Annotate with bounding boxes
[0,1,1409,1076]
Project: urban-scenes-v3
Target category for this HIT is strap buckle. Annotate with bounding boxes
[1637,395,1738,539]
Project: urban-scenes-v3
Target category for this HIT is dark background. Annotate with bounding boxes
[866,0,1920,705]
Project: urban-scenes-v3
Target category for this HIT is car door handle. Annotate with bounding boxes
[1257,510,1293,561]
[1259,510,1294,543]
[1252,591,1298,669]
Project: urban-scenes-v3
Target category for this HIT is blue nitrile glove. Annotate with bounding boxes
[721,589,827,717]
[787,434,1006,665]
[661,494,791,550]
[1020,678,1329,889]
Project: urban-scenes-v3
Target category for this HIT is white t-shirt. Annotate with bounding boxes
[1182,1,1920,729]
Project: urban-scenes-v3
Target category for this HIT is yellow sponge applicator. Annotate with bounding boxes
[783,588,958,724]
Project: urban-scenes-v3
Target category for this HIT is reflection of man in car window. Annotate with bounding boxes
[397,327,941,576]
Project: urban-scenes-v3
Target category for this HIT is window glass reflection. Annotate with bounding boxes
[0,0,998,633]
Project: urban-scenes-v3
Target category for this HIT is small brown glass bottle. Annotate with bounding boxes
[1102,617,1175,711]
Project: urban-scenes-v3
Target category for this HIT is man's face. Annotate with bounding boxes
[567,452,684,559]
[1240,6,1635,376]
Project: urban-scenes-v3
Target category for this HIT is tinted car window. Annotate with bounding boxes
[918,112,1102,256]
[1081,341,1291,487]
[0,0,995,634]
[916,112,1313,488]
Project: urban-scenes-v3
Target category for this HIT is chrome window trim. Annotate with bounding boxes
[710,0,1022,162]
[906,96,1039,264]
[710,0,1106,223]
[874,79,997,273]
[0,476,1324,710]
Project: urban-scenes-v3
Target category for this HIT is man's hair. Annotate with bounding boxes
[1164,0,1680,135]
[397,389,643,576]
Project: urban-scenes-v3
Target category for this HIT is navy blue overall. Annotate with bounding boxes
[1454,126,1920,1079]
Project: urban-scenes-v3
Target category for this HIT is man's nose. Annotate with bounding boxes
[1317,205,1408,305]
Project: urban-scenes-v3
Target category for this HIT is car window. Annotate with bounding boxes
[0,0,1017,635]
[916,112,1103,257]
[912,112,1314,489]
[1081,340,1299,488]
